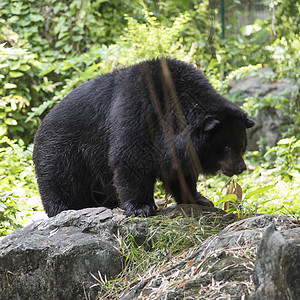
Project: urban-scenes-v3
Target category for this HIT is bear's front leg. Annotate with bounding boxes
[167,175,214,207]
[113,165,157,217]
[194,192,214,207]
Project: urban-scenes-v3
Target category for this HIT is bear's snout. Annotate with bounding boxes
[237,159,247,174]
[220,156,247,177]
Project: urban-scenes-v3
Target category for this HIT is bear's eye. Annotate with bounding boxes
[224,146,232,152]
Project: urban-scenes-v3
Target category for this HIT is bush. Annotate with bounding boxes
[0,44,52,144]
[28,9,197,118]
[0,137,38,235]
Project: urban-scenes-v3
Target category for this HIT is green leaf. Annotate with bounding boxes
[215,194,237,205]
[5,118,18,126]
[30,14,43,22]
[0,63,9,69]
[244,184,276,200]
[72,35,83,42]
[10,62,21,70]
[264,147,277,157]
[277,138,293,145]
[0,124,7,136]
[19,19,31,27]
[19,65,31,72]
[64,44,73,53]
[4,83,17,89]
[15,125,24,132]
[293,140,300,150]
[7,16,19,23]
[9,71,23,78]
[11,100,17,111]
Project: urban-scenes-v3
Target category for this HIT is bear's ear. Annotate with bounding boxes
[203,116,220,132]
[245,118,255,128]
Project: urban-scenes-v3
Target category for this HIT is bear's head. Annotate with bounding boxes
[199,115,255,177]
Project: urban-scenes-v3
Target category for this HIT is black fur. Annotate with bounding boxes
[33,58,254,217]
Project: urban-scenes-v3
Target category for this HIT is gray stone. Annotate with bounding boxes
[1,205,300,300]
[229,68,297,99]
[0,207,126,300]
[250,223,300,300]
[228,69,298,150]
[246,107,292,150]
[121,214,300,300]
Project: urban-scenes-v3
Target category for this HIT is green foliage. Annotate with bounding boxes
[214,179,277,218]
[154,180,165,199]
[0,0,139,56]
[0,192,23,236]
[265,137,300,178]
[28,10,196,117]
[27,46,110,118]
[269,0,300,79]
[0,43,51,144]
[199,137,300,218]
[0,137,36,193]
[0,137,38,235]
[115,10,194,64]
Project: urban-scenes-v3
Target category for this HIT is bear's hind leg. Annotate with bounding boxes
[43,197,70,217]
[91,176,119,209]
[37,180,74,217]
[37,175,95,217]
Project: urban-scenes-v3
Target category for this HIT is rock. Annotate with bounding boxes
[250,223,300,300]
[1,206,300,300]
[229,68,297,99]
[0,204,236,300]
[228,68,298,150]
[121,214,300,300]
[0,207,126,300]
[246,106,292,150]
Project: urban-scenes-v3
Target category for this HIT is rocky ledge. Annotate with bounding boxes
[0,206,299,300]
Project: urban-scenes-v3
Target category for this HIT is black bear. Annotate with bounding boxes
[33,58,254,217]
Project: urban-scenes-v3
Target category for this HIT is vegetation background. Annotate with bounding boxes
[0,0,299,236]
